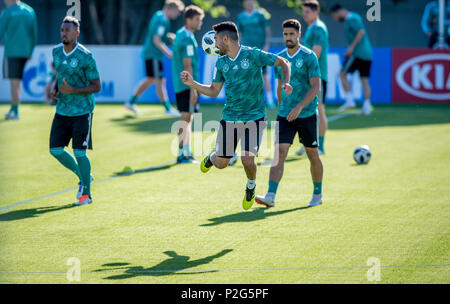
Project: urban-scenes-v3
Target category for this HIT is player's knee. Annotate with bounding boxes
[240,156,255,167]
[73,149,87,158]
[49,147,64,156]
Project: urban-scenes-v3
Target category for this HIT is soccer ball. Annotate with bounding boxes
[353,145,371,165]
[202,31,220,56]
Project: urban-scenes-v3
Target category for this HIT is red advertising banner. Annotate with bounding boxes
[392,49,450,104]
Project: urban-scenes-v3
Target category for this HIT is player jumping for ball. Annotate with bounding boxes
[181,22,292,210]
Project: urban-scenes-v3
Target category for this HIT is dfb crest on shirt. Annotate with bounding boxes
[70,58,79,68]
[295,59,303,68]
[223,64,230,73]
[241,59,250,70]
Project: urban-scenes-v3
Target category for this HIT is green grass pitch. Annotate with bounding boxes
[0,103,449,284]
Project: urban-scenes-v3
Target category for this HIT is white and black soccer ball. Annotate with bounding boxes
[353,145,371,165]
[202,31,220,56]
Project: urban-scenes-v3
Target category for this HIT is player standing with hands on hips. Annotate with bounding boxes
[181,22,292,210]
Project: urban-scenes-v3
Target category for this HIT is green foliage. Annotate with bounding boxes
[191,0,229,18]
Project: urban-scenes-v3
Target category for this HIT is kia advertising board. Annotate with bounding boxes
[393,49,450,103]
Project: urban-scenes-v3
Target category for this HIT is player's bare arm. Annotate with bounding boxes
[153,34,172,59]
[287,76,321,122]
[181,71,223,98]
[312,45,323,59]
[277,79,282,106]
[264,26,271,51]
[182,58,198,105]
[59,77,101,95]
[274,57,293,95]
[344,29,365,57]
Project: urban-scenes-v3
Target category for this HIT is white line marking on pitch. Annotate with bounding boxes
[0,113,350,212]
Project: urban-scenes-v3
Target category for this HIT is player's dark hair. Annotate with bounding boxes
[330,3,343,13]
[184,5,204,21]
[165,0,185,11]
[282,19,301,33]
[213,22,239,42]
[63,16,80,29]
[303,0,320,12]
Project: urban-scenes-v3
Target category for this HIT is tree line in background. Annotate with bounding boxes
[79,0,407,45]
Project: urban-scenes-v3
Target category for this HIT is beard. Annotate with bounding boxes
[338,17,346,22]
[286,41,297,49]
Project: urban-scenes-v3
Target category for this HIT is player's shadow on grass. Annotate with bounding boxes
[200,207,310,227]
[0,204,77,221]
[97,249,233,280]
[111,116,179,134]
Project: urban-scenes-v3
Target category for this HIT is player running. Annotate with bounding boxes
[255,19,324,208]
[0,0,37,120]
[296,0,329,156]
[172,5,204,164]
[126,0,184,116]
[330,3,373,115]
[49,17,101,206]
[181,22,292,210]
[236,0,275,109]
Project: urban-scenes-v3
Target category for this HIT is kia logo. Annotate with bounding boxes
[395,54,450,101]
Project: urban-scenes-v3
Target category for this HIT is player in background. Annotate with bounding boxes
[296,0,328,156]
[181,22,292,210]
[172,5,204,164]
[0,0,37,120]
[330,3,373,116]
[236,0,275,109]
[421,0,450,48]
[125,0,184,116]
[255,19,323,208]
[49,17,101,206]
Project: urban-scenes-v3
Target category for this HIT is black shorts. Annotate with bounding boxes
[275,115,318,148]
[262,66,268,75]
[145,59,164,79]
[50,113,93,150]
[319,79,327,104]
[3,57,28,79]
[216,117,267,158]
[342,56,372,77]
[175,89,199,113]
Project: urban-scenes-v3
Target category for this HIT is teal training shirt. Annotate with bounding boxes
[344,12,373,61]
[172,27,199,93]
[0,2,37,58]
[213,46,278,122]
[236,10,270,49]
[275,46,321,119]
[142,10,170,60]
[53,43,100,117]
[303,19,329,82]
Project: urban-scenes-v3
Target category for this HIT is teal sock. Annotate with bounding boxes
[268,180,279,194]
[178,146,184,158]
[313,182,322,195]
[319,136,325,152]
[183,144,192,157]
[129,95,138,105]
[10,105,18,114]
[163,100,171,111]
[49,148,81,180]
[74,150,91,197]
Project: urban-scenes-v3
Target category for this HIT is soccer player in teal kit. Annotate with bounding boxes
[50,17,101,206]
[181,22,292,211]
[256,19,324,208]
[172,5,204,164]
[0,0,37,120]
